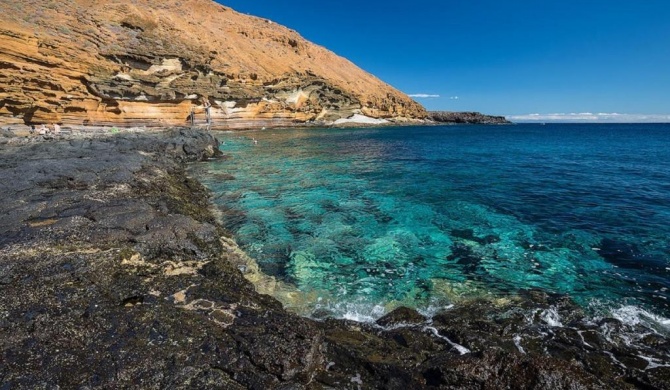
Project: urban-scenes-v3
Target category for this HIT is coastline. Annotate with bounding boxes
[1,128,668,389]
[0,109,512,138]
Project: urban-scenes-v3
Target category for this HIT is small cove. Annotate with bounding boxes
[192,123,670,326]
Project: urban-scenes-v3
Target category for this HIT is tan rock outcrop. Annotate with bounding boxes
[0,0,426,128]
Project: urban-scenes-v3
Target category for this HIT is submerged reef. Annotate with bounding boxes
[0,129,668,389]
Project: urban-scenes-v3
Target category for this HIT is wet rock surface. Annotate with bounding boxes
[1,129,668,389]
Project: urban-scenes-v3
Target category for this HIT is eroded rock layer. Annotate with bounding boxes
[0,0,426,127]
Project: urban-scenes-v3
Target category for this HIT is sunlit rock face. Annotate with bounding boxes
[0,0,426,128]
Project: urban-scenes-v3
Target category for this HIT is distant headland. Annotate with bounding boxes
[428,111,512,125]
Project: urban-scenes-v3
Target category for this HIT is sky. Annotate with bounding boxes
[218,0,670,122]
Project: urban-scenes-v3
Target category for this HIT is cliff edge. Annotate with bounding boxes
[0,0,426,128]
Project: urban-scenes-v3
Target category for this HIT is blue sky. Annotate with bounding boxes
[219,1,670,121]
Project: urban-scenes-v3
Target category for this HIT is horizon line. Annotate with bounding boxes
[505,113,670,123]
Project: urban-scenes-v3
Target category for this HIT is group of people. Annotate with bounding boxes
[32,123,61,136]
[190,97,213,126]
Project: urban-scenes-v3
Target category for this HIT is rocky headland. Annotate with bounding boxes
[1,128,668,389]
[428,111,512,125]
[0,0,425,129]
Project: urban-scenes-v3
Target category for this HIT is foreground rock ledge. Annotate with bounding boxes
[0,129,667,389]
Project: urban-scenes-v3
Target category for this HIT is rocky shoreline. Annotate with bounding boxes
[1,128,668,389]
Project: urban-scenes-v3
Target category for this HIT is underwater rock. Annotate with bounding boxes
[598,238,666,272]
[447,243,483,273]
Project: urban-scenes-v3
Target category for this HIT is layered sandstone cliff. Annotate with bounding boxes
[0,0,426,128]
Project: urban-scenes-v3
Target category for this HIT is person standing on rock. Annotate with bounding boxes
[201,97,212,125]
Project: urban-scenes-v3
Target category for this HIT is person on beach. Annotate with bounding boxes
[52,123,61,134]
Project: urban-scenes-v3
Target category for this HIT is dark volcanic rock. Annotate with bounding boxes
[1,129,667,389]
[0,129,340,389]
[428,111,512,124]
[376,306,427,327]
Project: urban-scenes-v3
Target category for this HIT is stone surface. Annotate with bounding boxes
[0,0,426,128]
[376,306,427,327]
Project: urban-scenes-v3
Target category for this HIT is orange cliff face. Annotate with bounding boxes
[0,0,427,128]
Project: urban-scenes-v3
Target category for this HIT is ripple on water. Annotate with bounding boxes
[195,124,670,320]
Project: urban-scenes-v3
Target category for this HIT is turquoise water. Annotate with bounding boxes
[196,124,670,320]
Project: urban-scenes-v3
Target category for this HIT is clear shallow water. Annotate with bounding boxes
[196,124,670,322]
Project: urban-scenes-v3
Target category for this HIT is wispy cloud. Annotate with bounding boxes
[507,113,670,123]
[408,93,440,98]
[450,96,459,100]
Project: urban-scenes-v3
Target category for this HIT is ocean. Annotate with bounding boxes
[193,123,670,328]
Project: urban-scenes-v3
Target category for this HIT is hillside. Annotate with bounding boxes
[0,0,426,128]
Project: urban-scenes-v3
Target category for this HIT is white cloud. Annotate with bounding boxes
[408,93,440,98]
[507,113,670,123]
[450,96,459,100]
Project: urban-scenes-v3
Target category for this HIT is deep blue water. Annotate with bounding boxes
[196,124,670,321]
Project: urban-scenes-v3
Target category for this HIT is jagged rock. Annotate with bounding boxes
[0,0,426,128]
[428,111,511,124]
[376,306,427,327]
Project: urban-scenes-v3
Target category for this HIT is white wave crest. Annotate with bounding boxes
[424,326,471,355]
[610,305,670,331]
[336,303,387,323]
[540,307,564,327]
